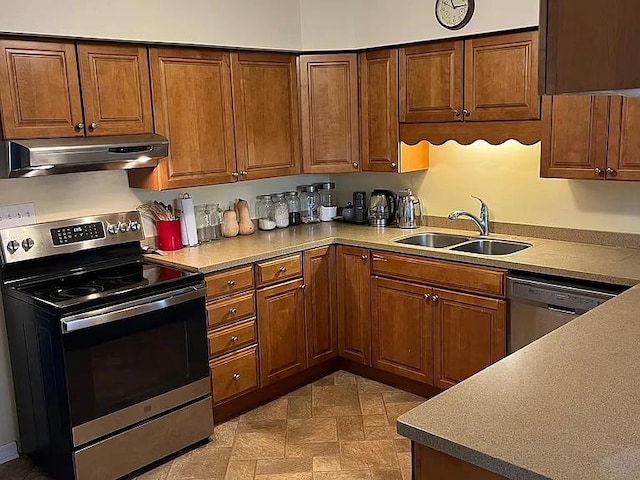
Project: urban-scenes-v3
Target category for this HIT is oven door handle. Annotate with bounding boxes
[61,284,205,333]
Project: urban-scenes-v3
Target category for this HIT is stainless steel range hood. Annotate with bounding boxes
[0,134,168,178]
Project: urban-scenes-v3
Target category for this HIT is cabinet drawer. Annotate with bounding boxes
[371,250,506,298]
[210,346,259,404]
[208,319,257,358]
[256,254,302,287]
[207,292,255,329]
[206,265,254,299]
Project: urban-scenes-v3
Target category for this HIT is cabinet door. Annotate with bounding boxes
[257,278,306,386]
[303,246,338,366]
[464,31,540,121]
[77,43,153,136]
[336,246,371,366]
[299,54,360,174]
[433,289,506,390]
[607,97,640,181]
[399,41,463,123]
[231,52,300,180]
[133,48,236,190]
[540,96,609,180]
[0,39,83,139]
[371,277,433,384]
[360,49,399,172]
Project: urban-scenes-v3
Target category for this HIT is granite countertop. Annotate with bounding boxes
[146,222,640,286]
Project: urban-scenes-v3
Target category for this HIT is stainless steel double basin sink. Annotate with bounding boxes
[394,232,531,256]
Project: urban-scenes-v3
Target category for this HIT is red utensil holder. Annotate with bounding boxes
[156,220,182,251]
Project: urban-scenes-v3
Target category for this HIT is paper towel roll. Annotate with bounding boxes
[179,196,199,247]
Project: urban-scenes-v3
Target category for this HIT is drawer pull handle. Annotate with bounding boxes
[279,266,287,273]
[432,295,439,302]
[229,308,238,314]
[361,255,368,261]
[424,293,431,300]
[372,255,387,262]
[233,373,241,381]
[227,280,236,286]
[231,336,239,343]
[300,284,306,290]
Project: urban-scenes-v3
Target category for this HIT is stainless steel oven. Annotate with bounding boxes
[1,212,214,480]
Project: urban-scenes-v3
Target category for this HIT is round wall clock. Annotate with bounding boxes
[435,0,475,30]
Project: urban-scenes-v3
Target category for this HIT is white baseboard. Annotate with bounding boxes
[0,441,18,464]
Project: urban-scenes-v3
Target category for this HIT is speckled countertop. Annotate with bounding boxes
[146,222,640,285]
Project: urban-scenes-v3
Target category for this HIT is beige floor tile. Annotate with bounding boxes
[314,374,337,386]
[363,424,402,441]
[166,446,231,480]
[356,377,398,393]
[286,442,341,459]
[312,404,363,417]
[333,371,358,385]
[358,393,386,415]
[384,402,423,427]
[288,417,338,444]
[393,439,411,453]
[286,384,313,397]
[314,470,372,480]
[312,456,342,472]
[370,469,403,480]
[255,473,312,480]
[401,467,411,480]
[336,416,365,441]
[136,461,173,480]
[381,391,425,404]
[288,396,313,419]
[255,457,313,475]
[313,385,361,408]
[213,421,238,447]
[395,452,411,472]
[231,431,286,460]
[240,398,288,422]
[224,460,256,480]
[236,419,287,435]
[362,414,389,427]
[340,440,399,470]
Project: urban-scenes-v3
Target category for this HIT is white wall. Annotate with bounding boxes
[300,0,539,50]
[0,0,302,50]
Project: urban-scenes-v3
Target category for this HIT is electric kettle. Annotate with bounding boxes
[368,189,397,227]
[396,189,423,229]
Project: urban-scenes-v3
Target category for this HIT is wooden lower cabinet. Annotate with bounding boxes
[304,247,338,366]
[337,246,372,366]
[433,289,506,390]
[257,278,307,386]
[413,443,508,479]
[371,277,434,384]
[210,346,259,404]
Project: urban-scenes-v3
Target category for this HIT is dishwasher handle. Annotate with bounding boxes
[547,305,578,315]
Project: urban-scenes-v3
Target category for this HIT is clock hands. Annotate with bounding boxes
[449,0,464,9]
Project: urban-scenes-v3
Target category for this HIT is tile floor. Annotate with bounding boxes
[0,371,426,480]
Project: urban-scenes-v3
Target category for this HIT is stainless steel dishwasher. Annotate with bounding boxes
[507,274,624,353]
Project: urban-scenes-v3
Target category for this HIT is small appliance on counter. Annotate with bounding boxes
[397,188,423,229]
[368,189,397,227]
[353,191,368,223]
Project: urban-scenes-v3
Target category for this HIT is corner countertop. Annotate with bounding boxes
[145,222,640,286]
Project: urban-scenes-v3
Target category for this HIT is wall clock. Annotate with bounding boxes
[435,0,475,30]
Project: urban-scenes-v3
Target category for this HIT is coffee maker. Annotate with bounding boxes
[368,189,397,227]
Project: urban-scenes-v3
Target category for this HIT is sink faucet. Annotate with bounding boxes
[448,196,490,236]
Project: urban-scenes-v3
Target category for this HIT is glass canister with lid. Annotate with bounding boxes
[316,182,337,222]
[285,191,301,226]
[271,193,290,228]
[297,185,320,223]
[255,194,276,231]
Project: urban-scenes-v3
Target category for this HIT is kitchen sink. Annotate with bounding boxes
[450,239,532,255]
[394,233,472,248]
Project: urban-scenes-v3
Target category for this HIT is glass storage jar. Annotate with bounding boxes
[271,193,289,228]
[297,185,320,224]
[317,182,337,222]
[285,191,301,225]
[195,203,222,243]
[255,195,276,231]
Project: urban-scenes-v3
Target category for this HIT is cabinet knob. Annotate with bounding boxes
[230,336,239,343]
[233,373,241,381]
[463,110,470,117]
[424,293,431,300]
[361,255,368,261]
[89,122,99,130]
[390,162,397,169]
[229,307,237,314]
[432,295,440,302]
[75,122,85,130]
[594,168,603,176]
[240,170,248,176]
[606,167,617,177]
[231,172,239,178]
[454,110,461,117]
[300,284,306,290]
[352,162,359,169]
[227,280,236,286]
[279,266,287,273]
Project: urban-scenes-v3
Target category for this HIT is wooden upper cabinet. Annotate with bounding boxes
[540,96,610,180]
[257,279,307,386]
[299,54,360,173]
[77,43,153,136]
[464,31,540,122]
[130,48,236,190]
[607,97,640,181]
[399,41,463,123]
[303,246,338,367]
[336,246,371,366]
[0,39,84,139]
[371,277,434,385]
[231,52,300,180]
[360,49,400,172]
[433,289,506,390]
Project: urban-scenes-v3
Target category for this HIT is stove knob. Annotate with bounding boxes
[6,240,19,254]
[21,238,34,252]
[119,222,130,233]
[129,220,140,232]
[107,224,119,235]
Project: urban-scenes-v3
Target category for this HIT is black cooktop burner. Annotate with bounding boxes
[50,284,106,301]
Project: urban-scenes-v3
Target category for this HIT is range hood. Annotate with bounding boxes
[0,134,168,178]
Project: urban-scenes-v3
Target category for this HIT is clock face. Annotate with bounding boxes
[435,0,475,30]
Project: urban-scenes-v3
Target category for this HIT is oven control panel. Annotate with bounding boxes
[0,211,145,264]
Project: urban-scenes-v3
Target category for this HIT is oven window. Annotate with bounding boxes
[64,297,208,428]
